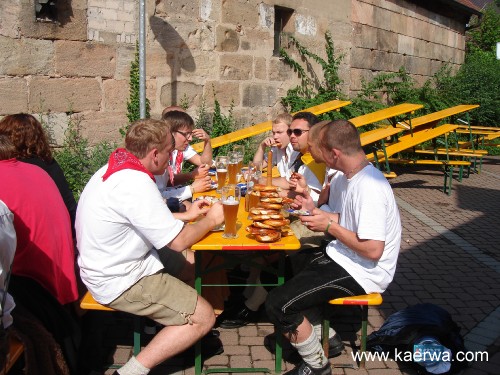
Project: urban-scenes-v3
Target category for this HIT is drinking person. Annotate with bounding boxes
[76,118,225,375]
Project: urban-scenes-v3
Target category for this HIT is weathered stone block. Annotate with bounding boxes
[397,34,414,56]
[269,59,293,82]
[181,52,217,80]
[221,0,258,28]
[242,84,276,108]
[350,68,375,91]
[390,11,407,35]
[204,81,240,107]
[115,45,135,80]
[55,41,116,78]
[155,0,199,19]
[378,29,397,53]
[103,80,129,112]
[351,47,372,70]
[144,45,171,78]
[352,0,374,25]
[19,5,87,41]
[254,57,267,80]
[0,36,54,76]
[29,77,102,113]
[160,81,203,108]
[219,55,252,80]
[35,112,70,146]
[75,111,127,146]
[240,29,273,52]
[353,24,376,49]
[373,7,391,32]
[0,1,21,38]
[215,25,240,52]
[0,78,28,115]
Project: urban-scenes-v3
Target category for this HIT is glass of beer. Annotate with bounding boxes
[234,145,245,172]
[222,185,241,239]
[227,151,239,185]
[215,155,228,193]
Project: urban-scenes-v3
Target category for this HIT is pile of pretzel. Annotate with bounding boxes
[246,184,292,242]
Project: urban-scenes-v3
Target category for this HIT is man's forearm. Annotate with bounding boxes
[200,141,213,165]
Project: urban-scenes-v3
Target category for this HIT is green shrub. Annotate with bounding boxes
[54,116,115,201]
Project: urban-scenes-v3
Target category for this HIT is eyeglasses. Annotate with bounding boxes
[176,130,194,139]
[287,129,310,137]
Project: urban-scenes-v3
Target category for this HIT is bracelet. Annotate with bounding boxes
[325,218,334,233]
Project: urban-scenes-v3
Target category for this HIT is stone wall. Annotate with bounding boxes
[0,0,472,145]
[350,0,467,92]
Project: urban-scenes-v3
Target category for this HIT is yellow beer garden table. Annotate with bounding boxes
[191,194,301,375]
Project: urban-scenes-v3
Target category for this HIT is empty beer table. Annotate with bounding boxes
[191,196,301,375]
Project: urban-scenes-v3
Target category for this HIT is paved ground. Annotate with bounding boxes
[88,156,500,375]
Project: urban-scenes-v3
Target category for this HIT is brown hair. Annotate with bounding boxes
[125,118,172,159]
[0,113,53,161]
[319,119,362,156]
[272,113,292,126]
[161,110,195,133]
[0,134,17,160]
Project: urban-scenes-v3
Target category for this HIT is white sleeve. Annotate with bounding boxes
[183,145,198,160]
[161,185,192,202]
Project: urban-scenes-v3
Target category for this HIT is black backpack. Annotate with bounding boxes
[366,303,468,374]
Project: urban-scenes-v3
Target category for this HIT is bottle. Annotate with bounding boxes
[413,336,452,374]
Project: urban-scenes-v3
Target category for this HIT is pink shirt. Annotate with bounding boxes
[0,159,78,305]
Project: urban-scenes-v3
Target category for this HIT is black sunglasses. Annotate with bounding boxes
[287,129,310,137]
[176,130,194,139]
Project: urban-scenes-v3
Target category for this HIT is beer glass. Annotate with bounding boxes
[234,145,245,172]
[227,151,239,185]
[222,185,241,239]
[215,155,228,193]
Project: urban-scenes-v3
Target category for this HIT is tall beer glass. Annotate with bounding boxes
[227,152,239,185]
[215,155,228,193]
[234,145,245,172]
[222,185,241,239]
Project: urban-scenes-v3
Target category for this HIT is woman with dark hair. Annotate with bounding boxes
[0,114,77,237]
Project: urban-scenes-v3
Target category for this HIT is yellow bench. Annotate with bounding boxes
[0,335,25,375]
[191,99,351,152]
[322,293,383,369]
[396,104,479,134]
[413,149,486,173]
[349,103,423,128]
[385,158,470,195]
[80,291,142,366]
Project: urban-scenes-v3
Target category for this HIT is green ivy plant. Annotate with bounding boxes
[121,43,151,137]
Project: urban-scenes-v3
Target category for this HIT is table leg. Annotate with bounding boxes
[195,251,203,375]
[274,252,285,373]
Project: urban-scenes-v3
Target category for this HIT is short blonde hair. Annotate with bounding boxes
[272,113,292,127]
[125,118,172,159]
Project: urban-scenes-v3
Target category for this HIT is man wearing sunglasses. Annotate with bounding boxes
[284,112,325,204]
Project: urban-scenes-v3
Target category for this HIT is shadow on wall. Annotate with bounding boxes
[149,15,196,106]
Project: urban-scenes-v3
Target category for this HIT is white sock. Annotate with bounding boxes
[290,329,328,368]
[118,356,150,375]
[244,283,268,312]
[312,323,336,341]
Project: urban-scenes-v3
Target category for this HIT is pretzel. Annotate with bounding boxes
[259,191,280,198]
[252,221,276,229]
[263,219,290,228]
[249,208,279,216]
[250,214,284,221]
[260,197,283,204]
[257,202,283,210]
[253,184,281,192]
[254,231,281,243]
[280,226,294,237]
[246,226,276,235]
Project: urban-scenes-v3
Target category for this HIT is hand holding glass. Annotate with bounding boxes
[221,185,241,239]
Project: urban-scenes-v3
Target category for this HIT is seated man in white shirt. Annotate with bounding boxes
[156,110,213,210]
[253,113,299,184]
[76,118,225,375]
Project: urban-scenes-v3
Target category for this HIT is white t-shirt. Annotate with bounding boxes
[325,164,401,293]
[0,200,16,329]
[76,165,184,304]
[270,144,300,180]
[297,162,323,203]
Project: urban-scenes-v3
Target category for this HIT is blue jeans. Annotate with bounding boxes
[265,249,365,334]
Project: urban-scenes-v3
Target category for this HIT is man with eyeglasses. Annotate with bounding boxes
[155,110,213,210]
